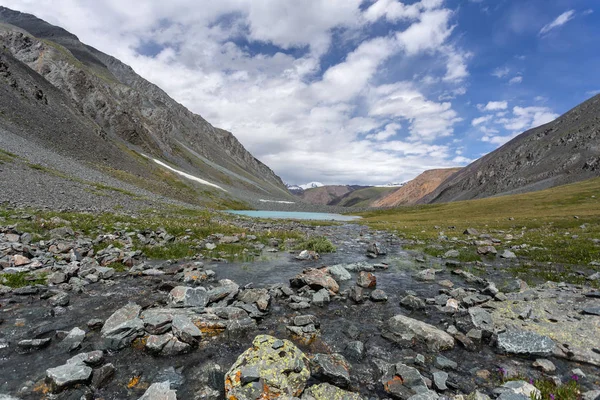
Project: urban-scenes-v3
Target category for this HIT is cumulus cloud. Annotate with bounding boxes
[540,10,576,36]
[3,0,470,185]
[475,102,559,146]
[491,67,510,78]
[478,101,508,111]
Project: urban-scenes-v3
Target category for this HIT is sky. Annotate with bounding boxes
[3,0,599,185]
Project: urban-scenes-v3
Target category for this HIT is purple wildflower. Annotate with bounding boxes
[550,394,555,400]
[571,374,579,381]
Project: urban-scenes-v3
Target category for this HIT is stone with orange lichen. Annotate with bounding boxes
[224,335,310,399]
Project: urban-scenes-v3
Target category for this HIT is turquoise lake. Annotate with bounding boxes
[226,210,361,221]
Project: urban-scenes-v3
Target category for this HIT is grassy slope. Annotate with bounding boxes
[357,177,600,280]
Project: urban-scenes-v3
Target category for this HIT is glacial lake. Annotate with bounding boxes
[226,210,361,221]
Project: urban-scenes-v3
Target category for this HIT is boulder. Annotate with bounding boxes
[356,271,376,288]
[101,303,144,350]
[237,288,271,311]
[290,268,339,293]
[224,335,310,399]
[385,315,455,351]
[497,330,555,356]
[168,286,209,308]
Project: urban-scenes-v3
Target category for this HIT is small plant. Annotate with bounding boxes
[529,376,580,400]
[295,236,336,253]
[0,272,47,288]
[107,262,128,272]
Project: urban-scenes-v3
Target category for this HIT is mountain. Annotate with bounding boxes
[299,182,325,190]
[328,186,397,207]
[421,95,600,204]
[373,168,462,207]
[0,7,293,209]
[298,185,356,205]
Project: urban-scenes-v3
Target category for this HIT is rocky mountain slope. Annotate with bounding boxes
[0,7,293,209]
[373,168,462,207]
[422,94,600,204]
[299,185,356,205]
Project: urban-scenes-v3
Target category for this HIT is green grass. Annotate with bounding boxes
[294,236,336,253]
[356,177,600,284]
[0,272,47,288]
[107,262,128,272]
[332,186,396,207]
[530,377,580,400]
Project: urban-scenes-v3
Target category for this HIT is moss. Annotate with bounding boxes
[0,272,47,288]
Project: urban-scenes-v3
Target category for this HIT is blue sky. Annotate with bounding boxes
[4,0,599,185]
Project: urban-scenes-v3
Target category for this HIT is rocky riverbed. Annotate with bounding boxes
[0,215,599,400]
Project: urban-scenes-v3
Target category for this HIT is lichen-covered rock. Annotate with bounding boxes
[497,330,555,356]
[301,383,364,400]
[224,335,310,399]
[311,353,351,387]
[168,286,209,308]
[356,272,376,288]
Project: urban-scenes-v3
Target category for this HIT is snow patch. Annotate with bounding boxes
[299,182,324,190]
[144,155,226,191]
[259,199,296,204]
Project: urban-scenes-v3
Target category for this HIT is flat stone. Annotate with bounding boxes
[169,286,209,308]
[67,350,104,366]
[497,330,555,356]
[171,315,202,345]
[17,338,51,351]
[290,268,339,293]
[46,363,92,392]
[311,353,351,387]
[370,289,388,302]
[435,355,457,370]
[91,363,115,389]
[312,288,330,307]
[356,271,376,288]
[60,327,86,352]
[138,381,177,400]
[386,315,455,351]
[582,306,600,316]
[401,294,425,310]
[237,288,270,311]
[327,265,352,281]
[101,303,144,350]
[532,359,556,373]
[433,371,448,391]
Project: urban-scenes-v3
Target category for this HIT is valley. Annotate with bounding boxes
[0,4,599,400]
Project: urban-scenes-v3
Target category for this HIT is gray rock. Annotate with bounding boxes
[168,286,208,308]
[582,390,600,400]
[327,265,352,281]
[171,315,202,345]
[349,285,364,303]
[497,330,555,356]
[386,315,455,351]
[17,338,51,351]
[401,294,426,310]
[312,288,330,307]
[312,353,351,387]
[408,392,440,400]
[435,355,457,370]
[415,269,437,281]
[582,306,600,316]
[370,289,388,302]
[101,303,144,350]
[395,362,427,390]
[91,363,115,389]
[49,292,70,307]
[532,359,556,373]
[67,350,104,366]
[344,341,364,360]
[60,327,86,352]
[237,288,270,311]
[46,363,92,392]
[433,371,448,391]
[500,250,517,259]
[138,381,177,400]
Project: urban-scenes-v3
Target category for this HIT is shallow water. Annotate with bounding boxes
[226,210,361,221]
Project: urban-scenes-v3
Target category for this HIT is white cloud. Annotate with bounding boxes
[366,123,401,141]
[491,66,510,78]
[586,89,600,97]
[472,115,492,126]
[540,10,576,36]
[481,133,519,145]
[509,76,523,84]
[2,0,469,185]
[478,101,508,111]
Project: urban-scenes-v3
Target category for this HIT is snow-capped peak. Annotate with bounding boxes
[299,182,324,190]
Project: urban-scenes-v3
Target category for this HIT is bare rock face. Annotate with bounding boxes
[224,335,310,399]
[421,94,600,204]
[373,168,462,207]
